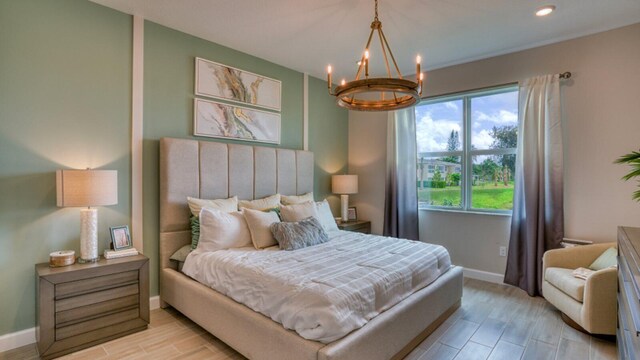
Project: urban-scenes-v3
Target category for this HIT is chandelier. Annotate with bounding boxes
[327,0,423,111]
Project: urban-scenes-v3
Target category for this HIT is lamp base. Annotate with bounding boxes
[80,208,99,262]
[341,194,349,222]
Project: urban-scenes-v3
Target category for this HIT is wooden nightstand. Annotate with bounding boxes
[36,254,149,359]
[337,220,371,234]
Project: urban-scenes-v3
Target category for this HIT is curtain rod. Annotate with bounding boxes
[421,71,572,100]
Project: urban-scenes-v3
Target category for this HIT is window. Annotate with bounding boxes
[415,85,518,213]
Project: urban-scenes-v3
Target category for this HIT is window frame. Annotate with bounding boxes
[416,84,518,214]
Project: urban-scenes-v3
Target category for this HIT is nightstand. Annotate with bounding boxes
[36,254,149,360]
[337,220,371,234]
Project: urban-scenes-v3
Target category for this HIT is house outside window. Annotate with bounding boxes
[415,85,518,213]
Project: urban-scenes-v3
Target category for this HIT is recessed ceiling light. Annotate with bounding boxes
[536,5,556,17]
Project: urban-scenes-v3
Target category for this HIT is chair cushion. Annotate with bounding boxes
[545,267,585,302]
[589,247,617,271]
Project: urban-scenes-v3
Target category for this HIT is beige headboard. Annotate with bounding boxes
[159,137,314,272]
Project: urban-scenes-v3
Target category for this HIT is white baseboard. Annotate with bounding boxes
[150,295,160,310]
[0,327,35,353]
[463,267,504,284]
[0,296,161,353]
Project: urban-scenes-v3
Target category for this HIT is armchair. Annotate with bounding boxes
[541,242,617,335]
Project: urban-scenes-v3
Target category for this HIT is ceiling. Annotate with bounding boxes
[90,0,640,81]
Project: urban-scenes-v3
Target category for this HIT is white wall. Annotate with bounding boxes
[348,23,640,276]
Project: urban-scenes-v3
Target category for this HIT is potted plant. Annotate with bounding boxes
[615,149,640,201]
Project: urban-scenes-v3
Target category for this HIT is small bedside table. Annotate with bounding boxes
[337,220,371,234]
[36,254,149,359]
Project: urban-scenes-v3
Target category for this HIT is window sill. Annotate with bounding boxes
[419,207,512,217]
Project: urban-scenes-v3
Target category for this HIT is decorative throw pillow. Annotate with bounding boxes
[238,194,281,211]
[280,201,319,222]
[589,247,617,271]
[281,192,314,205]
[316,200,339,232]
[170,244,193,263]
[197,208,252,252]
[270,216,329,251]
[243,208,281,249]
[187,196,238,217]
[190,215,200,249]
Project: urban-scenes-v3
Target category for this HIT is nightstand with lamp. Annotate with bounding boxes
[332,174,371,234]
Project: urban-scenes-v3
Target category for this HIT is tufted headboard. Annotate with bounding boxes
[158,137,314,273]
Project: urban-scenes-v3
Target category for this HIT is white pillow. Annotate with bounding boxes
[187,196,237,216]
[197,208,252,252]
[281,192,314,205]
[238,194,281,211]
[280,201,319,222]
[243,208,280,249]
[316,200,339,232]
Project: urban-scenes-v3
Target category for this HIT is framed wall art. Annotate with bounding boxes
[194,98,281,144]
[195,57,281,111]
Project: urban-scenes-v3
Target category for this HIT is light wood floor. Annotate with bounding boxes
[0,278,616,360]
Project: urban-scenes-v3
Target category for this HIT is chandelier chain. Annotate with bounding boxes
[374,0,378,20]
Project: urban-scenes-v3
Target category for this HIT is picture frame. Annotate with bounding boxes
[195,57,282,111]
[194,98,281,144]
[110,225,132,251]
[347,207,358,221]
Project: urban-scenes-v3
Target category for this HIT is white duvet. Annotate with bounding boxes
[182,230,451,343]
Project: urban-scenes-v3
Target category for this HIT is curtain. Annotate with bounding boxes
[504,74,564,296]
[383,108,419,240]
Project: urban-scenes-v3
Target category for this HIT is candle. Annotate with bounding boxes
[364,50,369,77]
[341,79,346,86]
[416,55,421,82]
[327,65,332,90]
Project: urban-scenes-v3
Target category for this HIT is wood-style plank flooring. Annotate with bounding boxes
[0,278,616,360]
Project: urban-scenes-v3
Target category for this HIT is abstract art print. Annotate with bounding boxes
[194,98,281,144]
[195,57,281,111]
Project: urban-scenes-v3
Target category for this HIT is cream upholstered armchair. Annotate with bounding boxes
[542,242,617,335]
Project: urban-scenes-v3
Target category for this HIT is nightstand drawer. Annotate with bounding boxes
[55,270,138,299]
[56,308,139,340]
[56,294,139,326]
[56,283,139,312]
[337,220,371,234]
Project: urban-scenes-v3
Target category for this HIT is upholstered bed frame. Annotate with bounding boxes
[159,137,463,360]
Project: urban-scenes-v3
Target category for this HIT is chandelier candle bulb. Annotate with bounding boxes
[364,50,369,77]
[341,79,346,86]
[327,65,332,92]
[416,55,421,80]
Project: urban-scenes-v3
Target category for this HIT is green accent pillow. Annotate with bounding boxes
[190,215,200,250]
[589,247,617,271]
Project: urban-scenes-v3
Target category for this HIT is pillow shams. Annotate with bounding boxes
[243,208,281,249]
[270,216,329,251]
[197,208,252,252]
[187,196,238,216]
[316,200,339,232]
[238,194,281,211]
[281,192,314,205]
[280,201,319,222]
[589,247,617,270]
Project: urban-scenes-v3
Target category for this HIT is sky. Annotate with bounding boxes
[415,90,518,154]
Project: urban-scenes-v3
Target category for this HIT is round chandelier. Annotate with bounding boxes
[327,0,424,112]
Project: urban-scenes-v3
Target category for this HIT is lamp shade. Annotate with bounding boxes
[56,169,118,207]
[332,175,358,195]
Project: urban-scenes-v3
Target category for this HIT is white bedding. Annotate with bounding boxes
[182,230,451,343]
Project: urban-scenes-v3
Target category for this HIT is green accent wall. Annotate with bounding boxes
[0,2,348,337]
[308,76,349,212]
[0,0,132,335]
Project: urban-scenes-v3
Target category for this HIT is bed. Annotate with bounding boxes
[159,137,463,360]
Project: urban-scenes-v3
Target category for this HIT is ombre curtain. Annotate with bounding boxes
[504,74,564,296]
[383,108,419,240]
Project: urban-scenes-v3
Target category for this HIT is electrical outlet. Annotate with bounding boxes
[499,246,507,257]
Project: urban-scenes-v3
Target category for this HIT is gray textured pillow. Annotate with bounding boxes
[270,216,329,251]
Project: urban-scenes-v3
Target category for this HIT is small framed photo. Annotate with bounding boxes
[110,225,132,251]
[347,207,358,221]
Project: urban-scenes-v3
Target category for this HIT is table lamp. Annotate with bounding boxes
[332,174,358,222]
[56,169,118,263]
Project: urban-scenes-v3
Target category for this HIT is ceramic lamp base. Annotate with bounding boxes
[79,208,99,263]
[341,194,349,222]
